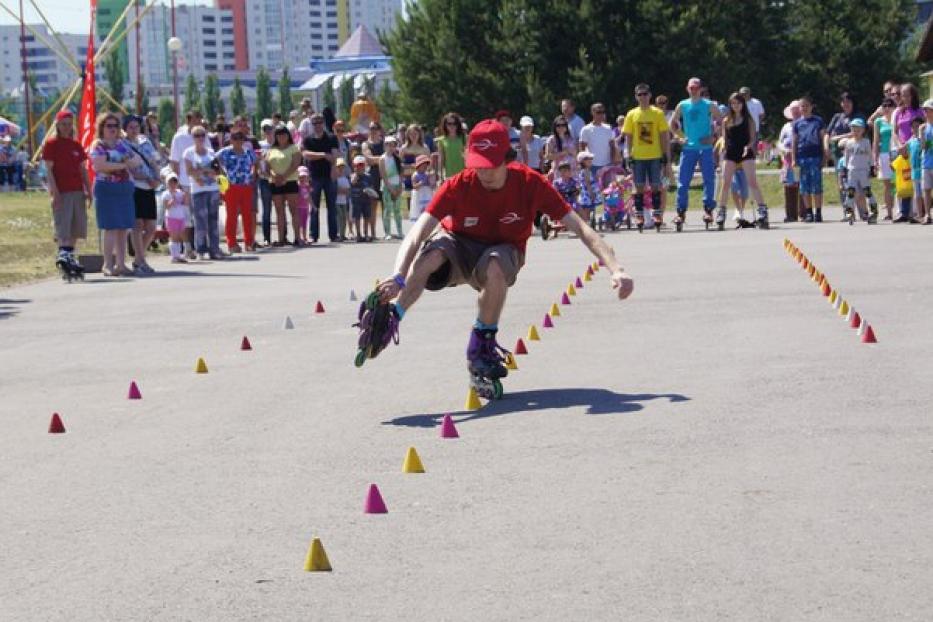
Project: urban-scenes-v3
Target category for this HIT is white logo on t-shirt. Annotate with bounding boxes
[499,212,522,224]
[464,217,479,227]
[472,139,498,151]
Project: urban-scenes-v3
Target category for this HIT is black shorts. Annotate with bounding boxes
[133,187,157,220]
[270,180,299,195]
[351,200,371,220]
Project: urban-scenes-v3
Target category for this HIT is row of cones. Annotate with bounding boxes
[307,263,608,569]
[783,239,877,343]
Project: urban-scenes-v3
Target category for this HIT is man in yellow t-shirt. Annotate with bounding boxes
[622,83,672,228]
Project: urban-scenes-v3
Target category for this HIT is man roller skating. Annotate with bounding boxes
[354,119,635,398]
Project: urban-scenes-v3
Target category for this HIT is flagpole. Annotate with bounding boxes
[18,0,33,154]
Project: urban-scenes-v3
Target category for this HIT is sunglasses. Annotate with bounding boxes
[231,135,245,140]
[555,123,568,128]
[445,121,459,126]
[312,120,324,125]
[193,133,206,138]
[104,123,119,128]
[636,92,650,97]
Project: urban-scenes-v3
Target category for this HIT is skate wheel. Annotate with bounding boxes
[354,350,367,367]
[492,379,503,400]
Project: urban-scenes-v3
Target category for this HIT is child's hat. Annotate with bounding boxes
[166,172,179,182]
[353,155,367,166]
[783,100,800,120]
[297,166,310,176]
[335,158,347,168]
[849,118,866,128]
[923,99,933,110]
[576,150,595,163]
[414,154,431,168]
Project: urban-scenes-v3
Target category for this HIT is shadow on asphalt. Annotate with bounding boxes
[382,388,690,428]
[77,271,301,282]
[0,298,31,320]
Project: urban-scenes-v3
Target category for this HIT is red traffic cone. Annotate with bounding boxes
[575,276,584,289]
[514,338,528,354]
[821,281,831,296]
[363,483,388,514]
[861,324,877,343]
[440,414,459,438]
[849,311,861,329]
[127,381,142,400]
[561,292,571,305]
[542,314,554,328]
[48,412,66,434]
[241,336,252,350]
[314,300,325,313]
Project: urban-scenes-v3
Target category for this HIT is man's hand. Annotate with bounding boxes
[376,277,401,304]
[51,193,62,210]
[611,269,634,300]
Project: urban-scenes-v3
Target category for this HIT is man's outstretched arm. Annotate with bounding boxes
[561,211,634,300]
[376,212,440,302]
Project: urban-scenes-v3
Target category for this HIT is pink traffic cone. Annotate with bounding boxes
[363,483,388,514]
[561,292,571,305]
[575,276,584,288]
[128,381,142,400]
[542,313,554,328]
[440,414,459,438]
[48,412,66,434]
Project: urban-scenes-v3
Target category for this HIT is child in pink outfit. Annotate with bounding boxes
[296,166,311,245]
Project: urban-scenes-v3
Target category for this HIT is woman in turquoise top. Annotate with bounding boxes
[873,97,895,219]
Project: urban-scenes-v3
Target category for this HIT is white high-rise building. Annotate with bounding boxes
[349,0,403,41]
[0,24,100,96]
[127,2,237,89]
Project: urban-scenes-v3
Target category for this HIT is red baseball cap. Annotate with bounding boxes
[55,110,74,121]
[466,119,510,169]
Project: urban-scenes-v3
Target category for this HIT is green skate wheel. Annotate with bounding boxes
[354,349,367,367]
[492,379,503,400]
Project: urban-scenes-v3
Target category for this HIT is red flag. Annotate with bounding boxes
[78,0,97,182]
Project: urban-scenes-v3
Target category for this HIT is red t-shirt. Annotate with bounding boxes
[41,136,87,193]
[426,162,570,253]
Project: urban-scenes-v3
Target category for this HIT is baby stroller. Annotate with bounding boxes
[597,165,632,231]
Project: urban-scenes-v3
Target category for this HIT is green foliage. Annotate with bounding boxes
[322,78,337,113]
[202,73,222,124]
[278,68,292,118]
[384,0,922,137]
[255,67,274,125]
[157,97,176,142]
[338,77,354,121]
[376,80,400,129]
[183,74,201,117]
[103,53,125,111]
[230,77,246,117]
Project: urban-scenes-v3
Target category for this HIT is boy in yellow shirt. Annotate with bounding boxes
[891,144,914,221]
[622,83,672,231]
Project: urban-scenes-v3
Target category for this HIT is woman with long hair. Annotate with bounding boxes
[873,97,897,219]
[124,115,164,274]
[436,112,466,180]
[400,124,429,220]
[183,125,224,259]
[544,115,577,178]
[892,83,922,151]
[265,125,303,246]
[717,92,769,228]
[89,112,142,275]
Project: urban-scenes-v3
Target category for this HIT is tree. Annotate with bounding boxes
[322,77,337,114]
[255,67,274,125]
[278,68,293,118]
[137,76,150,114]
[157,97,176,143]
[376,80,400,129]
[103,52,125,111]
[202,73,222,124]
[183,74,201,117]
[229,77,246,117]
[338,76,354,121]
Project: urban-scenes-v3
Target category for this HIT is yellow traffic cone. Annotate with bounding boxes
[567,283,577,296]
[402,446,425,473]
[464,387,482,411]
[527,325,541,341]
[839,299,849,317]
[505,352,518,371]
[550,302,561,317]
[303,537,332,572]
[829,289,837,305]
[592,261,599,272]
[583,271,592,282]
[195,357,208,373]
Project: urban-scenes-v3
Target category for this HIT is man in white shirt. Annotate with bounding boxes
[561,98,585,144]
[517,116,545,172]
[740,86,765,132]
[169,109,204,259]
[578,102,617,177]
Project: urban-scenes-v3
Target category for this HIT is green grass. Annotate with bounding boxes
[0,192,100,288]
